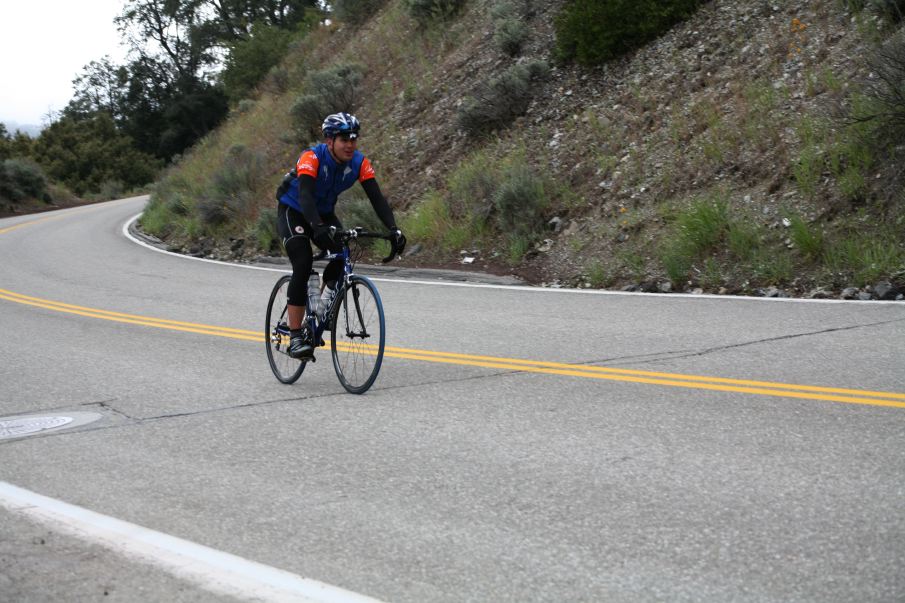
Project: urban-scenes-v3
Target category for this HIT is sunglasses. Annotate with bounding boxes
[337,133,358,142]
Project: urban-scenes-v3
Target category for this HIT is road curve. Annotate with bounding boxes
[1,197,904,602]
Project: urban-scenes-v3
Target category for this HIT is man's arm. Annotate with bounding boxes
[361,178,397,231]
[297,174,323,227]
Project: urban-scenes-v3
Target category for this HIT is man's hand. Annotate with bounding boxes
[313,224,340,252]
[391,228,407,257]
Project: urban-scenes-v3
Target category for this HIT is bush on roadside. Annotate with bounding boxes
[405,0,466,24]
[457,60,549,136]
[0,158,50,202]
[493,163,547,235]
[863,31,905,148]
[490,1,529,56]
[495,18,529,56]
[334,0,390,26]
[253,206,280,253]
[555,0,705,65]
[841,0,904,22]
[197,144,268,228]
[402,148,549,260]
[290,63,364,142]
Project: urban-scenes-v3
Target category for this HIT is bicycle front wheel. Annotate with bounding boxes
[266,275,306,384]
[330,275,385,394]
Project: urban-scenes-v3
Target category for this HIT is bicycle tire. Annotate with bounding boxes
[330,275,385,394]
[266,275,306,384]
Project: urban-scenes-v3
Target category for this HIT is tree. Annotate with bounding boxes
[116,0,215,85]
[0,124,10,161]
[31,113,161,195]
[206,0,320,43]
[67,57,132,125]
[221,22,293,101]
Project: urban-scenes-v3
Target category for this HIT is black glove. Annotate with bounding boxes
[391,228,407,256]
[312,224,340,252]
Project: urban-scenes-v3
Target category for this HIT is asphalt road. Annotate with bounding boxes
[1,197,904,602]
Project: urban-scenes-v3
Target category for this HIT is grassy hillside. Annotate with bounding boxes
[142,0,905,299]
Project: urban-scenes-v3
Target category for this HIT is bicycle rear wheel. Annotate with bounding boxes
[266,275,306,384]
[330,275,385,394]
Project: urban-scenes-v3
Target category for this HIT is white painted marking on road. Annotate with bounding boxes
[122,214,903,305]
[0,481,383,603]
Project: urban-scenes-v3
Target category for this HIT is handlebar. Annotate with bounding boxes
[314,227,402,263]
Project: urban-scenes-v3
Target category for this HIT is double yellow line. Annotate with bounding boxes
[381,346,905,408]
[0,214,65,235]
[2,287,904,409]
[0,288,259,342]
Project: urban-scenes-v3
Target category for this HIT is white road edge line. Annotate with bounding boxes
[122,212,901,305]
[0,481,383,603]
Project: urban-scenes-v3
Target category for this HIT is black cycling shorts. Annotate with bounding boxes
[276,203,343,305]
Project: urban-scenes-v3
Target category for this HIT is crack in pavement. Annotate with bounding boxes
[587,316,905,368]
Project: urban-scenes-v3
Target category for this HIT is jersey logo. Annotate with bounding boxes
[297,150,319,178]
[360,158,375,181]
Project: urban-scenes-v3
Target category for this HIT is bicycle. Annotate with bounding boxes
[265,227,401,394]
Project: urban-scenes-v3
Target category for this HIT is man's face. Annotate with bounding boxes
[328,133,358,163]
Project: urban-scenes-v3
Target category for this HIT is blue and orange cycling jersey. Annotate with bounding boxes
[278,143,376,216]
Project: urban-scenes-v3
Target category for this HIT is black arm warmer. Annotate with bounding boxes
[297,174,322,227]
[361,178,397,231]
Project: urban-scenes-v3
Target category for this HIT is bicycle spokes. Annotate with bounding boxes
[330,276,385,394]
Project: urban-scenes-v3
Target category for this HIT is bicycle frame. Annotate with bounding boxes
[305,244,354,344]
[307,228,391,343]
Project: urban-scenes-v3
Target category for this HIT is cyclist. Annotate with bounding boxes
[276,112,406,359]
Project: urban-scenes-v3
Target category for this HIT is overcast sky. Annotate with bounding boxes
[1,1,127,127]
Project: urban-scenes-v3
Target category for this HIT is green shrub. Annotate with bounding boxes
[199,144,268,228]
[447,150,497,220]
[405,0,465,24]
[235,99,257,114]
[506,234,532,264]
[824,233,905,285]
[0,158,49,202]
[490,2,530,56]
[675,197,731,254]
[334,0,390,26]
[404,147,549,257]
[751,250,794,285]
[864,31,905,145]
[95,180,126,201]
[263,66,290,95]
[253,206,280,253]
[401,190,466,251]
[457,60,549,136]
[659,193,764,285]
[869,0,905,22]
[661,238,694,283]
[337,191,386,234]
[290,63,364,142]
[788,215,825,261]
[726,221,762,261]
[495,18,529,56]
[493,163,547,234]
[140,196,175,238]
[555,0,705,65]
[793,145,822,199]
